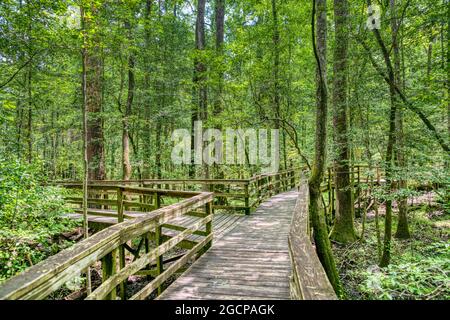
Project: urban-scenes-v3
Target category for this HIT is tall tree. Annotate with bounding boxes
[309,0,343,296]
[122,17,135,181]
[366,0,398,267]
[330,0,357,243]
[271,0,285,171]
[190,0,207,178]
[83,1,106,181]
[80,0,92,294]
[142,0,153,179]
[391,0,410,239]
[213,0,225,116]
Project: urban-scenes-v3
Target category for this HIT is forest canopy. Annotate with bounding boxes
[0,0,448,300]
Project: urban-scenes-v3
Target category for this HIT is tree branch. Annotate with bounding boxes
[0,52,38,89]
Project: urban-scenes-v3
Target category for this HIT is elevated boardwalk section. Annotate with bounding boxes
[159,191,298,300]
[0,169,339,300]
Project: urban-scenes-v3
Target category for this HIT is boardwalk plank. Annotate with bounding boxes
[159,191,298,300]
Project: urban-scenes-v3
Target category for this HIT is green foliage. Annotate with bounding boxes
[335,203,450,300]
[357,242,449,300]
[0,157,79,282]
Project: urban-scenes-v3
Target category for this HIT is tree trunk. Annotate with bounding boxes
[80,1,92,295]
[213,0,226,184]
[271,0,285,171]
[391,0,410,239]
[122,20,135,181]
[26,63,32,164]
[155,121,162,179]
[330,0,357,243]
[84,2,106,181]
[213,0,225,116]
[309,0,343,296]
[142,0,153,179]
[191,0,207,179]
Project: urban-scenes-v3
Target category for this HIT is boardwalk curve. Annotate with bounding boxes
[159,191,298,300]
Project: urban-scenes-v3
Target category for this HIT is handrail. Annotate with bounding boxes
[288,179,337,300]
[0,191,214,300]
[56,168,302,215]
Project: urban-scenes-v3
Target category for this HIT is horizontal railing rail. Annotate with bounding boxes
[55,168,301,215]
[288,178,337,300]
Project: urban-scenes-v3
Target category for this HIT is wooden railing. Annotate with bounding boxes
[288,179,337,300]
[321,165,386,219]
[62,184,204,225]
[56,168,300,215]
[0,190,213,300]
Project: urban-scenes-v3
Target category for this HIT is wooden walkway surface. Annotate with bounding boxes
[159,190,299,300]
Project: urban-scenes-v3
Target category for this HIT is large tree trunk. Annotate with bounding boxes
[26,62,32,164]
[213,0,225,116]
[213,0,226,183]
[84,2,106,181]
[80,1,92,295]
[309,0,342,296]
[191,0,207,179]
[329,0,357,243]
[391,0,410,239]
[122,19,135,181]
[142,0,152,179]
[271,0,285,171]
[367,0,397,267]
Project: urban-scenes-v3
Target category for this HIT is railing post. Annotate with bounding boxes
[116,187,126,300]
[117,187,124,223]
[101,248,118,300]
[276,174,280,194]
[156,192,161,209]
[244,182,250,215]
[205,201,213,250]
[210,183,215,214]
[154,190,163,296]
[144,231,151,279]
[256,176,261,205]
[291,169,295,189]
[155,223,163,296]
[268,176,272,197]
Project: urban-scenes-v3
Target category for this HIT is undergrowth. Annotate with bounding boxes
[0,157,80,283]
[335,200,449,300]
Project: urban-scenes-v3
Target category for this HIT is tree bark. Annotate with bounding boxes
[366,0,397,267]
[271,0,285,171]
[330,0,357,243]
[84,1,106,181]
[213,0,226,183]
[309,0,343,296]
[122,20,135,181]
[391,0,410,239]
[142,0,153,179]
[80,1,92,294]
[213,0,225,116]
[191,0,208,179]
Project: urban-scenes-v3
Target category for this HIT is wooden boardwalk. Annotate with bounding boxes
[159,190,298,300]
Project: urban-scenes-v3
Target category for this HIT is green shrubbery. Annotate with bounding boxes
[355,241,449,299]
[0,157,79,282]
[336,203,450,300]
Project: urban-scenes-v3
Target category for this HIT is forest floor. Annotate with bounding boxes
[334,192,449,300]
